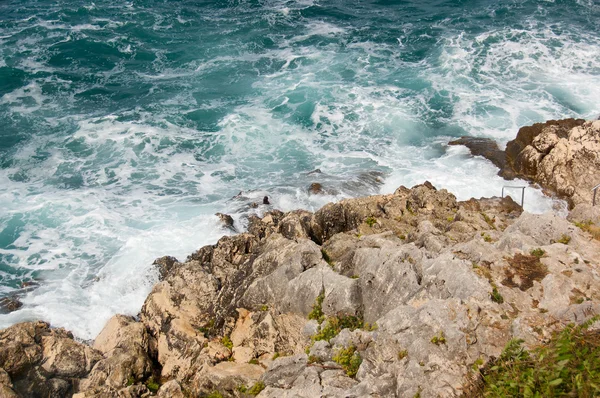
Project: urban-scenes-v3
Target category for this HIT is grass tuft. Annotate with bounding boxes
[557,234,571,245]
[308,292,325,322]
[333,345,362,377]
[248,381,265,396]
[530,248,545,258]
[491,286,504,304]
[221,335,233,350]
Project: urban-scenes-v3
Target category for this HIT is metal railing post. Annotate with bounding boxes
[592,183,600,206]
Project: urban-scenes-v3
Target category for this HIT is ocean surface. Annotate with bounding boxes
[1,0,599,339]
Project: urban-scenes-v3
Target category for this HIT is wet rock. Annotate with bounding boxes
[0,296,22,314]
[449,136,509,173]
[216,212,236,231]
[152,256,179,281]
[308,182,324,195]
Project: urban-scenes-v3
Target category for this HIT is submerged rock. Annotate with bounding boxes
[0,296,23,314]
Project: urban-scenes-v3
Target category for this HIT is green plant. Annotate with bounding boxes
[431,331,447,346]
[398,350,408,360]
[479,316,600,397]
[321,249,334,267]
[333,345,362,377]
[126,375,135,386]
[308,292,325,322]
[351,274,359,279]
[364,322,378,331]
[237,385,247,393]
[365,216,377,227]
[272,352,280,360]
[260,304,269,311]
[447,216,454,222]
[557,234,571,244]
[248,358,259,365]
[221,335,233,350]
[574,220,600,241]
[530,248,545,258]
[248,381,265,396]
[491,286,504,304]
[205,392,224,398]
[482,233,493,243]
[399,234,406,240]
[481,212,496,229]
[145,377,160,393]
[472,357,484,371]
[312,314,364,343]
[198,319,215,338]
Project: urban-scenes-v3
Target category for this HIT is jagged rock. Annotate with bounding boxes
[0,297,23,314]
[40,334,102,378]
[0,321,103,397]
[448,136,509,172]
[78,315,153,394]
[156,380,185,398]
[568,203,600,224]
[190,362,263,395]
[2,181,600,398]
[453,118,599,208]
[0,368,12,387]
[152,256,179,281]
[216,212,236,231]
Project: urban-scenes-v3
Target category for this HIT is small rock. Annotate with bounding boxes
[0,297,23,314]
[216,212,236,231]
[308,183,325,195]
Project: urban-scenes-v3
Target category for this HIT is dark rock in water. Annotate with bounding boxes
[340,170,385,193]
[249,202,258,209]
[216,212,236,231]
[263,196,270,205]
[308,182,324,195]
[153,256,179,281]
[0,296,23,314]
[307,168,322,175]
[448,136,509,174]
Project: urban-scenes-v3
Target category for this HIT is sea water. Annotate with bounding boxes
[1,0,599,339]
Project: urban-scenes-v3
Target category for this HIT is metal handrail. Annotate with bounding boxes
[593,183,600,206]
[502,186,526,207]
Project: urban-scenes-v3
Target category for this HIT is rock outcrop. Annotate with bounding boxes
[1,182,599,398]
[451,118,600,208]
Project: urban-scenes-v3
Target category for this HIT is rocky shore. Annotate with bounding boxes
[450,119,600,208]
[1,120,600,398]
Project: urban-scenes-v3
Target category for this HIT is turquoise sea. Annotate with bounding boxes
[1,0,599,338]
